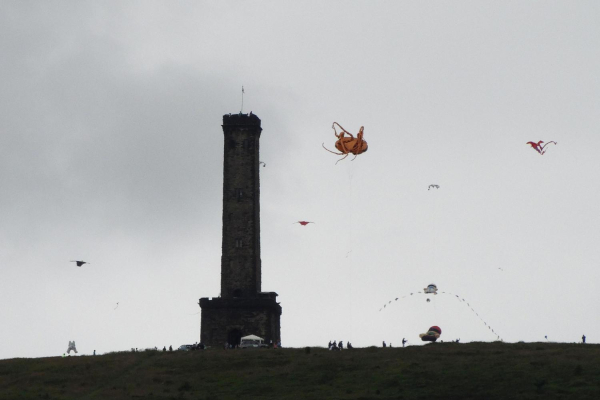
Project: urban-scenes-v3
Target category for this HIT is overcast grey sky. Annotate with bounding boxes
[1,1,599,359]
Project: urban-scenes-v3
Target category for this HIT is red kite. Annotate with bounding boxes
[527,141,557,155]
[294,221,314,226]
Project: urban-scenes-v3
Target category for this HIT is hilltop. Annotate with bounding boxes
[1,342,599,399]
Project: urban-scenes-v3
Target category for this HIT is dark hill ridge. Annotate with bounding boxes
[1,342,599,399]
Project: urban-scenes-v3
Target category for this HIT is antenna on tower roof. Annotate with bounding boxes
[241,86,244,113]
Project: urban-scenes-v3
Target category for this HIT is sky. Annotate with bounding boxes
[1,1,599,359]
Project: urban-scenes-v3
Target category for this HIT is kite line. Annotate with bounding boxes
[379,290,502,341]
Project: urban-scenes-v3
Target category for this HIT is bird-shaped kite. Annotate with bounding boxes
[526,141,543,154]
[527,141,557,155]
[71,260,90,267]
[294,221,314,226]
[428,185,440,190]
[114,302,119,310]
[322,122,368,164]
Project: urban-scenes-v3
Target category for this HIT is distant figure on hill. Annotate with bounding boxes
[402,338,407,347]
[347,342,353,349]
[456,338,460,343]
[169,345,173,351]
[163,346,166,351]
[339,341,344,350]
[390,343,392,348]
[582,335,586,344]
[382,341,387,348]
[328,341,332,349]
[93,350,96,356]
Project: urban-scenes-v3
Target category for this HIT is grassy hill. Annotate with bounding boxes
[1,342,599,399]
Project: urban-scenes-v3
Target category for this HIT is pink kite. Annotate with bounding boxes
[294,221,314,226]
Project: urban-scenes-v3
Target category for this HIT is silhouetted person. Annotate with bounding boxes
[382,341,387,348]
[328,341,332,349]
[93,350,96,356]
[163,346,166,351]
[347,342,353,349]
[402,338,407,347]
[169,345,173,352]
[338,341,344,350]
[582,335,586,344]
[456,338,460,343]
[390,343,392,348]
[333,340,337,348]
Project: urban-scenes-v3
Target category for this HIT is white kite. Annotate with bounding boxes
[66,341,78,354]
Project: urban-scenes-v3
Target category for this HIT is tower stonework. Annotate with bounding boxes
[199,113,281,347]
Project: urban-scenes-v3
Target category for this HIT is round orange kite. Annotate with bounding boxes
[322,122,368,163]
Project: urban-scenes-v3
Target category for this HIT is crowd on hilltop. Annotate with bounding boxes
[328,340,353,350]
[62,334,590,357]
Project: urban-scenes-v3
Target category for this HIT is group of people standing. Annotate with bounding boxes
[328,340,353,350]
[382,338,408,348]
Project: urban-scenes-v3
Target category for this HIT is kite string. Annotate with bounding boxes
[379,291,502,341]
[431,189,440,276]
[441,292,502,341]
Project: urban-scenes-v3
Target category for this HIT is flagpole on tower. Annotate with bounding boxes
[241,86,244,113]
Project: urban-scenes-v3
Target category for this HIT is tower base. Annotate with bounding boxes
[199,294,281,347]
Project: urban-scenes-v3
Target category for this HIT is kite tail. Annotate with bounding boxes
[540,141,557,154]
[322,142,343,155]
[443,292,502,341]
[332,122,351,137]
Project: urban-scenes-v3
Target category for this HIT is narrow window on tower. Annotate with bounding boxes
[235,238,243,248]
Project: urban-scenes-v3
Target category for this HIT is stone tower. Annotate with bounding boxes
[199,113,281,347]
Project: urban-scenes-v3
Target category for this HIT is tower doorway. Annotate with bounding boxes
[227,329,242,347]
